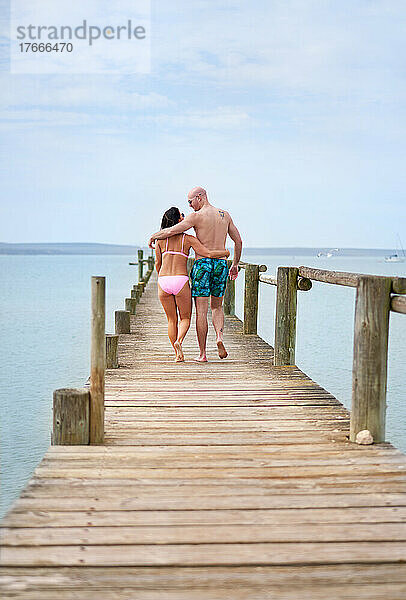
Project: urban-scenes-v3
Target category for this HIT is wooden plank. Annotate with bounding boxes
[18,478,406,500]
[32,463,405,480]
[3,523,406,546]
[2,583,406,600]
[3,564,406,587]
[102,409,351,420]
[102,433,352,445]
[3,542,406,566]
[7,505,406,523]
[104,401,343,408]
[46,442,399,455]
[102,417,351,426]
[33,460,403,472]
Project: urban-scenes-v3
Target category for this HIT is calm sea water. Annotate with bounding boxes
[0,253,405,518]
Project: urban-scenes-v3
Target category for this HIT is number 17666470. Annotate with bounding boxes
[19,43,73,53]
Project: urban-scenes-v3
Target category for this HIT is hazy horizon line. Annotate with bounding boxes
[0,242,400,251]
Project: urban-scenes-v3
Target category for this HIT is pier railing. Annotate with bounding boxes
[52,249,154,447]
[227,261,406,444]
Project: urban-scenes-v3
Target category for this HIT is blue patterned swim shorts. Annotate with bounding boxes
[191,258,229,297]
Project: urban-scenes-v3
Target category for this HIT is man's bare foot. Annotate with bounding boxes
[174,341,184,362]
[217,340,228,359]
[194,355,208,363]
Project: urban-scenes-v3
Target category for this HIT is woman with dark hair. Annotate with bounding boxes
[154,206,230,362]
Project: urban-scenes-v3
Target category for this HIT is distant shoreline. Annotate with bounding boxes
[0,243,396,256]
[0,243,142,255]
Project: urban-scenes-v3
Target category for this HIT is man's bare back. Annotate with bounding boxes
[192,204,231,259]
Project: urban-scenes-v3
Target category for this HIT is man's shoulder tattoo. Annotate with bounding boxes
[218,210,225,219]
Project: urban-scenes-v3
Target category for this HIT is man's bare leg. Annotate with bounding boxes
[194,297,209,362]
[211,296,228,359]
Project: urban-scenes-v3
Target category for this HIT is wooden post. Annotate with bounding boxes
[243,264,260,334]
[90,276,105,444]
[350,276,392,443]
[105,334,119,369]
[138,249,144,282]
[148,256,154,272]
[115,310,130,334]
[132,284,143,302]
[53,388,90,445]
[224,260,235,316]
[274,267,298,366]
[125,297,137,315]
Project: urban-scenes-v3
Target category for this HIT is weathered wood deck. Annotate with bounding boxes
[2,272,406,598]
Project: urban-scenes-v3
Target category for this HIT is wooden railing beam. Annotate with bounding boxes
[392,277,406,294]
[299,266,406,294]
[299,266,359,287]
[239,261,267,272]
[391,295,406,315]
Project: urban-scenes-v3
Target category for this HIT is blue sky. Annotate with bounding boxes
[0,0,405,247]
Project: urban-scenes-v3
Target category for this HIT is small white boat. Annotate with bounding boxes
[317,248,339,258]
[385,236,405,263]
[384,253,405,263]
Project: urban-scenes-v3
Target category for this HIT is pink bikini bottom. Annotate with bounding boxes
[158,275,189,295]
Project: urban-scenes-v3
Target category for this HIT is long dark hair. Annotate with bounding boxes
[161,207,181,229]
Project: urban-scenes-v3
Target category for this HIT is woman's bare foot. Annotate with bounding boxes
[217,340,228,359]
[174,340,184,362]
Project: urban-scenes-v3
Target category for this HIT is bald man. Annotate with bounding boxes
[149,187,242,362]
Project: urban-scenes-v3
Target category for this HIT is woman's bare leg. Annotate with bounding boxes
[174,282,192,361]
[158,286,178,357]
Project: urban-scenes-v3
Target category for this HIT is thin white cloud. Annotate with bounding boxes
[0,104,252,133]
[0,77,169,112]
[146,107,252,130]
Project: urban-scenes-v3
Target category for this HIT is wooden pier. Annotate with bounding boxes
[2,264,406,598]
